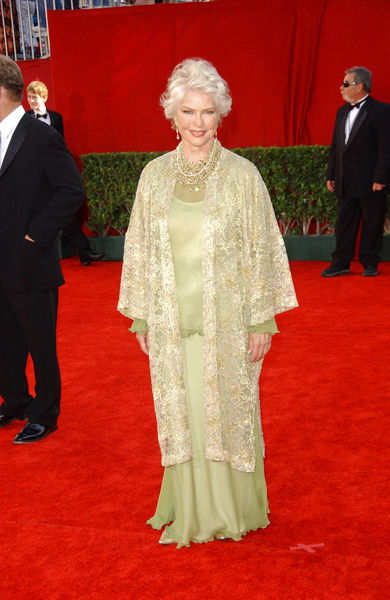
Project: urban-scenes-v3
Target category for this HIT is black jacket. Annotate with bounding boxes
[27,108,64,137]
[0,112,83,291]
[327,96,390,198]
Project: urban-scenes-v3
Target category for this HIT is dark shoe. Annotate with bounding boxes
[81,252,105,266]
[321,265,350,277]
[13,422,57,444]
[362,268,378,277]
[0,413,27,428]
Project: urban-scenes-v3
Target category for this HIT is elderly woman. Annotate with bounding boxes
[118,58,297,548]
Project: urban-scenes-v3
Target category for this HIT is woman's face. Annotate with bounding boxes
[174,89,219,156]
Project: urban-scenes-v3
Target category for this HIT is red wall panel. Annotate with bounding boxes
[47,0,327,154]
[18,0,390,155]
[304,0,390,144]
[19,58,53,112]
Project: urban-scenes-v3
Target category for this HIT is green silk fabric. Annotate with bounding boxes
[147,333,270,547]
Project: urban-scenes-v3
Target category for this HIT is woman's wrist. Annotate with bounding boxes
[248,316,278,335]
[130,318,148,334]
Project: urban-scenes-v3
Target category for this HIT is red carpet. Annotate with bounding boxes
[1,259,389,599]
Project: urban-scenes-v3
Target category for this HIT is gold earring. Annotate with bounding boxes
[176,127,180,140]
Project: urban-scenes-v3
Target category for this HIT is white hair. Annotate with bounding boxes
[160,58,232,120]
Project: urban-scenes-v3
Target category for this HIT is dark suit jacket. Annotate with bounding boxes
[27,108,64,137]
[327,96,390,198]
[0,112,84,291]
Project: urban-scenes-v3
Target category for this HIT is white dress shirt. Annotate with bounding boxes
[345,94,369,143]
[0,105,25,168]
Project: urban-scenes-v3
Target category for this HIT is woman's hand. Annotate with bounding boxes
[248,332,272,363]
[136,332,150,356]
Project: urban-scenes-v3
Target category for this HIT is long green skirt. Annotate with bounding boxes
[147,334,270,548]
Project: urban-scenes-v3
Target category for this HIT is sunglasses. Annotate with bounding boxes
[342,81,358,88]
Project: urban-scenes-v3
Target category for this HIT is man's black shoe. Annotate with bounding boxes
[0,413,27,428]
[362,268,378,277]
[13,423,57,444]
[321,266,350,277]
[81,252,105,266]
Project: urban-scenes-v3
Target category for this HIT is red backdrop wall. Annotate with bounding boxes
[19,57,53,106]
[19,0,390,156]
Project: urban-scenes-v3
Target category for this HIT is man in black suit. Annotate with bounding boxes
[0,56,84,443]
[322,66,390,277]
[26,80,104,266]
[26,81,64,134]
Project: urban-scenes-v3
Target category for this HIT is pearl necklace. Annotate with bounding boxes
[173,139,222,191]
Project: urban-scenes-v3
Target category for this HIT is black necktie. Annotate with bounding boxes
[349,101,363,111]
[36,113,48,119]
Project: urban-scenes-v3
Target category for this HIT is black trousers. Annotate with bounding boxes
[0,282,60,427]
[332,194,387,269]
[63,216,92,262]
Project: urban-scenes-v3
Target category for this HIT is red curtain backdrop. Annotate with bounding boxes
[18,0,390,155]
[19,58,53,106]
[304,0,390,144]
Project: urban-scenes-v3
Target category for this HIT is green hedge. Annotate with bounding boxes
[81,151,163,236]
[81,146,336,236]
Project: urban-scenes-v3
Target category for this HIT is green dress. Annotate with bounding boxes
[133,185,274,548]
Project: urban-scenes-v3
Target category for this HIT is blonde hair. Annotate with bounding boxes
[27,80,49,101]
[160,58,232,120]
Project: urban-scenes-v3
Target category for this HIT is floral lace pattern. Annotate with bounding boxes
[118,148,298,472]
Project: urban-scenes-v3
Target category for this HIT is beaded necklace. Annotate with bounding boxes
[172,139,222,191]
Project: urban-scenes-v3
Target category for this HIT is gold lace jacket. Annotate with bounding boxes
[118,148,298,472]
